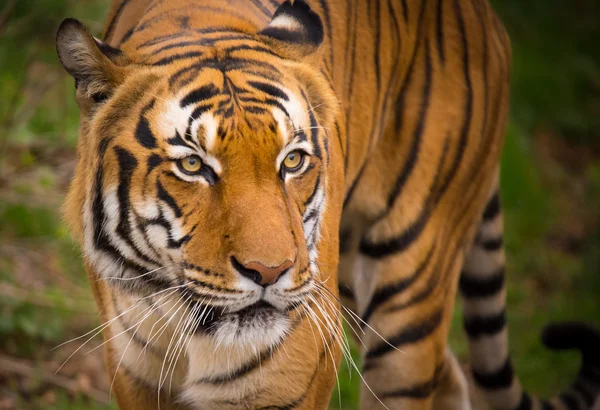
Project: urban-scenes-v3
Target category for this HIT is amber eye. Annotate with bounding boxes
[282,151,305,173]
[178,155,203,174]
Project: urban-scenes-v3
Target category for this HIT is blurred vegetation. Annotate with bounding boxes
[0,0,598,409]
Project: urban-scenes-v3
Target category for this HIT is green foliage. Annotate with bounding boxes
[491,0,600,142]
[17,391,117,410]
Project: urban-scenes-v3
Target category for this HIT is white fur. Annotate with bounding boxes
[272,107,291,144]
[269,15,304,33]
[157,98,195,139]
[194,112,219,152]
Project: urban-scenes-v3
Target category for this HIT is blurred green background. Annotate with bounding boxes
[0,1,598,409]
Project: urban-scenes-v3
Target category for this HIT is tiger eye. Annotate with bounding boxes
[179,155,202,174]
[283,151,304,172]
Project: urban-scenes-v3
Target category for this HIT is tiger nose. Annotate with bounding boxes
[231,257,293,286]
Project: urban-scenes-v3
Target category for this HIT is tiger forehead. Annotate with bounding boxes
[153,76,310,148]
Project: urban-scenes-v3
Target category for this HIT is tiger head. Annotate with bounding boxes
[56,1,342,350]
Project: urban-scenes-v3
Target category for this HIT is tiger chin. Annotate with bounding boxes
[57,0,600,410]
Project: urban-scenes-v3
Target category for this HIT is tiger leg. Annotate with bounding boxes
[431,348,472,410]
[347,227,465,410]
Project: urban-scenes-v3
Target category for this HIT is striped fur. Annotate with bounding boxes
[56,1,600,409]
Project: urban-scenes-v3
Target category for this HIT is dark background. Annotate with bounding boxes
[0,1,598,409]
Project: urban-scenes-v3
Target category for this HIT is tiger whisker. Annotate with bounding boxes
[53,284,183,352]
[167,302,199,394]
[101,265,170,282]
[307,291,391,410]
[314,286,369,352]
[86,288,179,356]
[158,294,192,407]
[53,285,184,375]
[140,291,188,357]
[315,281,403,354]
[301,299,342,407]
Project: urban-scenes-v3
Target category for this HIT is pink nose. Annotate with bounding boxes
[230,256,293,286]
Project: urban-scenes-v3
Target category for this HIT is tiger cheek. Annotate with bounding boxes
[288,168,320,213]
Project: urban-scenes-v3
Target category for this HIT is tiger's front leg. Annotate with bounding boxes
[338,218,472,410]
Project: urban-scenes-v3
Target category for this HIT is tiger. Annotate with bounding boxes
[55,0,600,409]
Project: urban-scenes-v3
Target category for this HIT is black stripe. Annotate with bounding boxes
[560,392,583,410]
[248,80,289,101]
[170,58,282,89]
[372,0,381,105]
[156,180,182,218]
[359,206,430,258]
[256,335,328,410]
[463,310,506,339]
[225,44,281,58]
[382,378,437,399]
[135,100,157,149]
[316,0,334,69]
[342,161,367,208]
[120,363,159,392]
[339,228,352,254]
[382,365,442,399]
[249,0,272,18]
[92,139,151,280]
[137,32,187,49]
[149,36,250,55]
[114,147,157,266]
[459,268,504,298]
[190,104,213,122]
[95,40,122,60]
[166,131,189,148]
[180,84,220,108]
[103,0,132,41]
[435,0,445,63]
[481,236,503,251]
[385,276,436,314]
[237,96,289,116]
[147,154,163,173]
[303,175,321,207]
[472,358,514,389]
[365,309,442,361]
[482,192,501,220]
[118,27,134,46]
[93,138,114,252]
[361,115,448,259]
[361,244,435,325]
[386,38,431,211]
[152,51,204,66]
[401,0,409,22]
[515,392,533,410]
[194,344,279,384]
[307,103,322,161]
[434,0,473,199]
[371,0,401,159]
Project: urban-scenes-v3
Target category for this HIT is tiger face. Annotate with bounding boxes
[57,2,340,352]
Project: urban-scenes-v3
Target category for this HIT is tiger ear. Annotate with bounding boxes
[56,18,126,104]
[259,0,324,60]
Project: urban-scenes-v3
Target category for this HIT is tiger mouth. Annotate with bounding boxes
[192,300,281,333]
